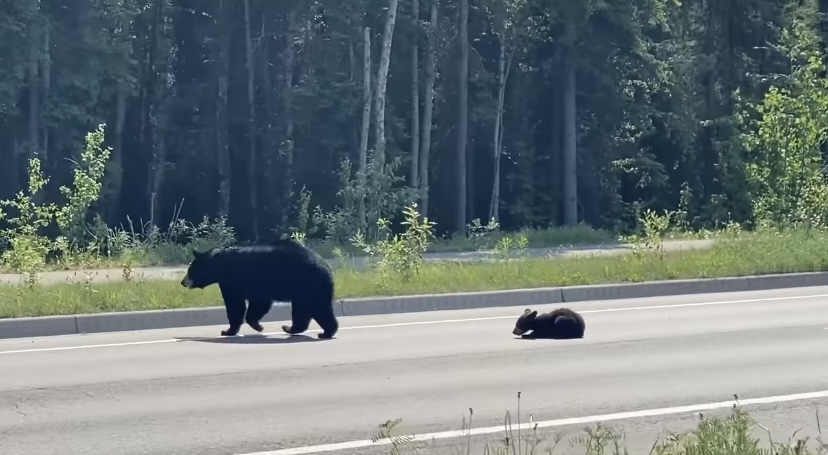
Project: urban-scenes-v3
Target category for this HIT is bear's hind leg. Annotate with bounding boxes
[282,302,313,336]
[219,284,245,336]
[552,317,584,339]
[312,301,339,339]
[245,299,274,332]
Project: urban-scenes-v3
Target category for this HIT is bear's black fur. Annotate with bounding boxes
[512,307,585,339]
[180,238,339,339]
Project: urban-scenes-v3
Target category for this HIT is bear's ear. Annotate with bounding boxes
[527,310,538,319]
[192,248,205,259]
[523,308,533,315]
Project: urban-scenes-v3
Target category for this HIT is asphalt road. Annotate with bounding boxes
[0,238,715,285]
[1,284,826,455]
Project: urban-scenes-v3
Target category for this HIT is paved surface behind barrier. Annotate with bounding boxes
[0,239,716,286]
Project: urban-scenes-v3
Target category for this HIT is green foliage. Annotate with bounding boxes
[104,212,237,267]
[2,0,827,289]
[55,124,112,246]
[289,230,307,246]
[290,186,317,239]
[312,155,419,246]
[0,0,821,257]
[0,124,115,282]
[0,157,56,284]
[491,234,529,261]
[741,4,828,228]
[0,125,238,280]
[350,203,437,287]
[466,218,503,250]
[635,208,674,260]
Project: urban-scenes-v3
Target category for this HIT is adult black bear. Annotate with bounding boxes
[511,307,585,339]
[180,238,339,339]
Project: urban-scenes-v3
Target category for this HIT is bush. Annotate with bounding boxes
[350,203,437,287]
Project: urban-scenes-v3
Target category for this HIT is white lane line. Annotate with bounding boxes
[1,292,827,355]
[238,390,828,455]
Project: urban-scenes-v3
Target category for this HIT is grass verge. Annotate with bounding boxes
[0,228,826,318]
[372,396,826,455]
[0,224,620,273]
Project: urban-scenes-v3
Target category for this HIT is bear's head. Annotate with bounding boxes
[180,248,219,289]
[512,308,538,336]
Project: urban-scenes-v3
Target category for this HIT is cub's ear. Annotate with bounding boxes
[527,310,538,318]
[523,308,533,315]
[192,248,205,259]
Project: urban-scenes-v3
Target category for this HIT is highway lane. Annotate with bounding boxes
[0,238,715,285]
[0,285,826,455]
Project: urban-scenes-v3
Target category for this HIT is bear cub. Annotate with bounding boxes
[512,307,585,339]
[180,238,339,339]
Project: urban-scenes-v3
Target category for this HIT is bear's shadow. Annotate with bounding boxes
[514,335,584,341]
[175,333,324,345]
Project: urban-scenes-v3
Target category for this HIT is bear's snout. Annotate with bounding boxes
[512,327,525,336]
[180,276,194,288]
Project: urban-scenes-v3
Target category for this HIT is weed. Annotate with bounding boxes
[350,203,437,288]
[372,393,824,455]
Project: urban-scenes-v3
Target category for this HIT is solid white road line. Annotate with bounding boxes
[1,291,827,355]
[238,390,828,455]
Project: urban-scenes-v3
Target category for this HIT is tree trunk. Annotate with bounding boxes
[548,47,563,223]
[371,0,400,172]
[243,0,259,240]
[258,13,276,230]
[409,0,420,190]
[280,9,297,230]
[105,3,130,222]
[419,0,437,218]
[455,0,469,234]
[561,23,578,226]
[107,88,127,220]
[488,34,513,224]
[357,26,372,230]
[215,0,231,218]
[27,35,39,162]
[146,0,170,225]
[40,18,50,170]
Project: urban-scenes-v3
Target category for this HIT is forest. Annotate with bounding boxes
[1,0,828,247]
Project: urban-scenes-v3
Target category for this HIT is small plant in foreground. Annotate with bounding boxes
[372,418,416,455]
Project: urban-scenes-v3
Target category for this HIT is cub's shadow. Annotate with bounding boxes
[513,335,585,341]
[175,334,323,345]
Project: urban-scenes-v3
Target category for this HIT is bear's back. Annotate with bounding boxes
[210,243,332,293]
